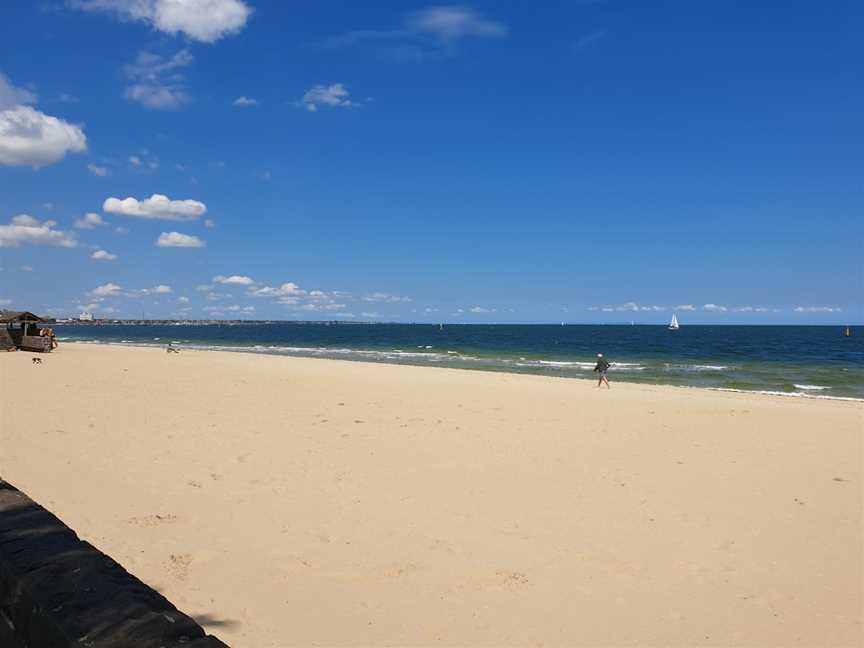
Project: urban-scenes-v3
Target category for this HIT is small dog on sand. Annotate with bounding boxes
[32,357,42,365]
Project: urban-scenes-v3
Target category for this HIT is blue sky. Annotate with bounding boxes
[1,0,861,324]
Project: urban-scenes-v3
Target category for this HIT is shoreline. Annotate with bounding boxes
[60,339,864,403]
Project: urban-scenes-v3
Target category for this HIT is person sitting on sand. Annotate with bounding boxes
[593,353,611,388]
[167,342,179,354]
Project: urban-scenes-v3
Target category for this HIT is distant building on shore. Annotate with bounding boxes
[78,311,94,322]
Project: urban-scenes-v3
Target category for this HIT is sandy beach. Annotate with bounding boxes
[0,343,861,647]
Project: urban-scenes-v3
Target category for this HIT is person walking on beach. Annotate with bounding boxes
[594,353,611,388]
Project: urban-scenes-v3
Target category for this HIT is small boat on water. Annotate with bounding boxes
[668,313,680,330]
[844,325,852,337]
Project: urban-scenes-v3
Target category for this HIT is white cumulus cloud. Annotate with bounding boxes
[104,193,206,220]
[91,282,123,297]
[0,214,77,248]
[675,304,696,311]
[91,249,118,260]
[87,162,109,176]
[250,282,306,298]
[233,96,258,107]
[156,231,205,247]
[89,282,173,298]
[69,0,252,43]
[143,284,172,294]
[703,303,728,312]
[74,212,107,229]
[0,72,87,168]
[214,274,255,285]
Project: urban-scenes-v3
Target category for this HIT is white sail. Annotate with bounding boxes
[669,313,679,330]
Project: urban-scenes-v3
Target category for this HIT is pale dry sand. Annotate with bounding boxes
[1,343,861,647]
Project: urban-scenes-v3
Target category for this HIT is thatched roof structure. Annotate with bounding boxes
[0,311,44,324]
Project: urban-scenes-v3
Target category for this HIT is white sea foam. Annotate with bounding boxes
[512,359,647,371]
[666,363,731,372]
[709,388,861,402]
[55,340,864,401]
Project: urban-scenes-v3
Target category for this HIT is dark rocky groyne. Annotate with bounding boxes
[0,480,228,647]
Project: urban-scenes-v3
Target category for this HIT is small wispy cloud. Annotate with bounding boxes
[363,292,411,303]
[91,249,118,261]
[213,274,256,286]
[233,96,258,107]
[309,5,508,60]
[297,83,357,112]
[156,231,205,248]
[89,282,172,298]
[74,212,107,229]
[123,49,193,110]
[703,303,728,312]
[574,30,605,51]
[794,306,842,313]
[406,6,509,42]
[87,162,109,176]
[590,301,666,312]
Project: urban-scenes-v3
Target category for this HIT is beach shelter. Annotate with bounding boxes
[0,311,52,352]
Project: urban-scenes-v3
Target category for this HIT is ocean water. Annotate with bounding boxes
[55,323,864,400]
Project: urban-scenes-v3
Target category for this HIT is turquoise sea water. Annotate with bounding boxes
[55,323,864,400]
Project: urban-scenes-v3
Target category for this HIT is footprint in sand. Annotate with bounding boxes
[382,563,419,579]
[458,570,530,593]
[167,553,192,580]
[128,514,177,527]
[495,570,530,588]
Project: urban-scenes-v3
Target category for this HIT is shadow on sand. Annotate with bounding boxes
[0,478,230,646]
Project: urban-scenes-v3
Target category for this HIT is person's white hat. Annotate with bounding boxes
[597,353,603,357]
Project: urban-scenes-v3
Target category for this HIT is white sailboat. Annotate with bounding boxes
[668,313,680,330]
